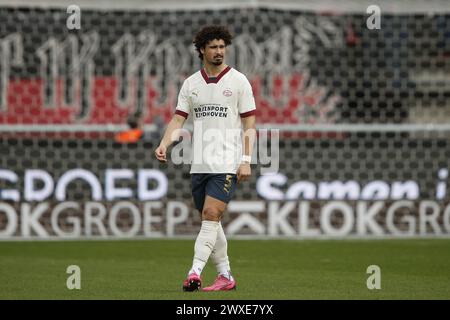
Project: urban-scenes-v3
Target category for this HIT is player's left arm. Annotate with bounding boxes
[237,115,256,183]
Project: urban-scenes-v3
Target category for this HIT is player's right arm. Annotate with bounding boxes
[155,80,191,162]
[154,114,186,162]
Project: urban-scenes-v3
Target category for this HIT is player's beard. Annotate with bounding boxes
[212,55,223,66]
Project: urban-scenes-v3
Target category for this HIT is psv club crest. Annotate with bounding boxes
[223,89,233,97]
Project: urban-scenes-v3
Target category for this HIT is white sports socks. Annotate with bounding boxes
[189,220,220,276]
[210,222,233,281]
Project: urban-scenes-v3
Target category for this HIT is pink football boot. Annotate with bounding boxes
[203,275,236,291]
[182,273,202,292]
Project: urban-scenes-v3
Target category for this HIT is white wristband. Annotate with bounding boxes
[241,155,252,163]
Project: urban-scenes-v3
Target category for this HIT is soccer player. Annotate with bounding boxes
[154,25,256,292]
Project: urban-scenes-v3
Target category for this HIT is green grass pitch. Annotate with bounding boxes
[0,239,449,299]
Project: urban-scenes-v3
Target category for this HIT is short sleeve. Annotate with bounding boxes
[238,76,256,118]
[175,81,190,119]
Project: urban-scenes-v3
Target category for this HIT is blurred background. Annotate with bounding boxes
[0,0,449,239]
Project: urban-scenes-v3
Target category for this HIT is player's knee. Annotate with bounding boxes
[202,207,222,221]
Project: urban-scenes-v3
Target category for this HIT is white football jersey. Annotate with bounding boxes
[175,66,256,174]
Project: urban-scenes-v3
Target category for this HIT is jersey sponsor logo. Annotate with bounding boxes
[194,104,228,118]
[223,89,233,97]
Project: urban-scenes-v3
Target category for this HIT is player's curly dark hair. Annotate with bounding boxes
[193,25,233,60]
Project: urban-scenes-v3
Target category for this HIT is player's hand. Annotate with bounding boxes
[155,144,167,162]
[237,163,251,183]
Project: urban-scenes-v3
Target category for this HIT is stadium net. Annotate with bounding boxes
[0,0,449,238]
